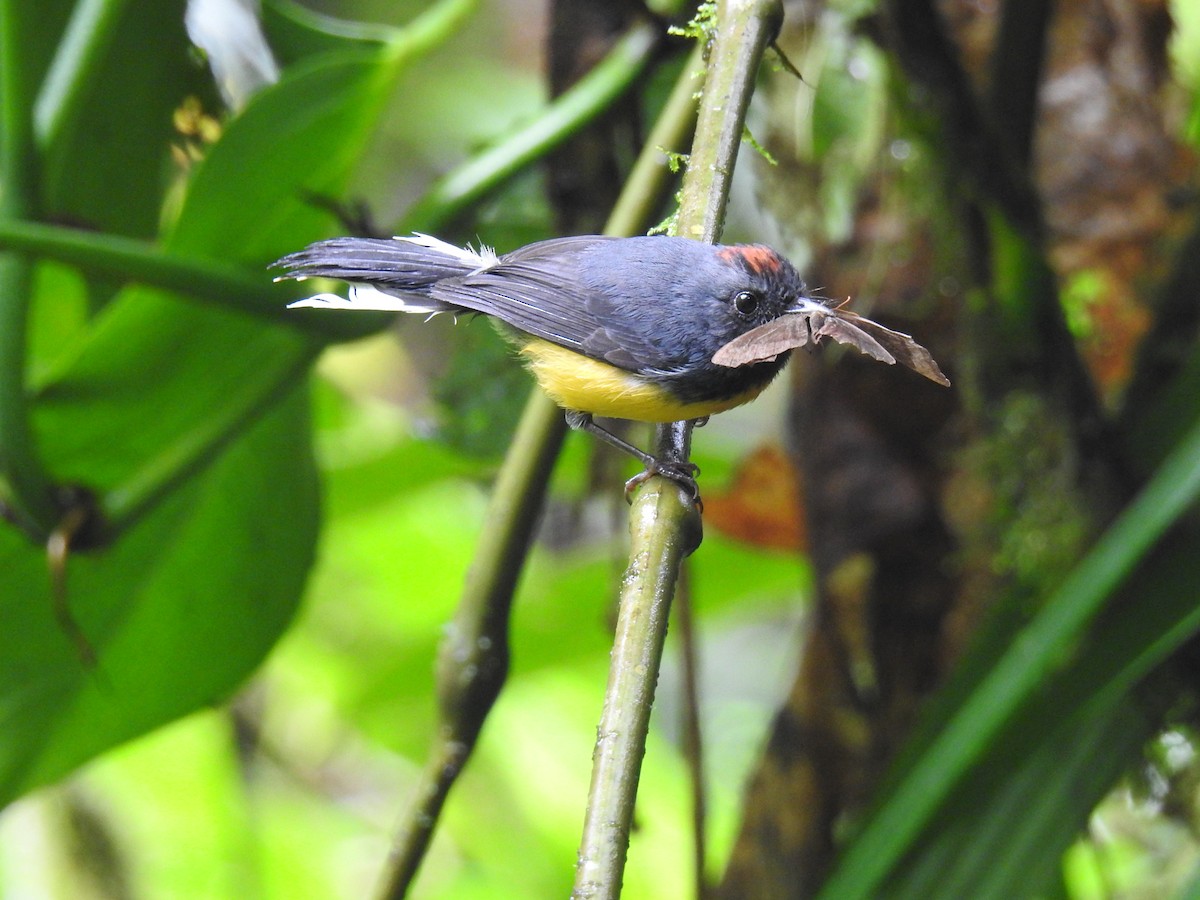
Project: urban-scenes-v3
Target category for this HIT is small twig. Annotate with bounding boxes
[674,567,710,899]
[46,486,102,668]
[769,40,808,85]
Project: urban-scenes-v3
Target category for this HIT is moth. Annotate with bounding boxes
[712,298,950,387]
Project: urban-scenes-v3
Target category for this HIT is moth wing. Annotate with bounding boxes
[834,312,951,386]
[714,308,951,387]
[810,312,896,364]
[712,315,814,367]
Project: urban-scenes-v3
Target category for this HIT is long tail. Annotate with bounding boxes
[272,234,497,313]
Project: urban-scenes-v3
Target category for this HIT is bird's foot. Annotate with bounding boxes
[624,459,702,510]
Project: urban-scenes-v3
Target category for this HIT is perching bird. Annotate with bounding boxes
[273,233,948,500]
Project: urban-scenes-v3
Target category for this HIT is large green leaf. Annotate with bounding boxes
[818,407,1200,898]
[0,3,478,801]
[0,385,317,800]
[37,0,210,238]
[169,50,397,261]
[24,44,407,534]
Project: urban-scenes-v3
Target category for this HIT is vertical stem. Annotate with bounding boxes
[374,24,698,900]
[0,0,58,537]
[674,568,710,899]
[674,0,783,244]
[377,392,568,900]
[573,497,702,899]
[573,2,783,897]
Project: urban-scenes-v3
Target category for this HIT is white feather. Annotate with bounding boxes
[397,233,499,270]
[287,285,444,313]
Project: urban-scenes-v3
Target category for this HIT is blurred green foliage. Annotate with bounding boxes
[3,0,1200,898]
[0,1,805,896]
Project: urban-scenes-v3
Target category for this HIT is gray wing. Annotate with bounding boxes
[431,236,682,372]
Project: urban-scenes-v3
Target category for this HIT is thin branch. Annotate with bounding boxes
[372,28,700,900]
[0,219,388,342]
[0,0,59,538]
[674,567,710,899]
[399,20,663,233]
[374,392,567,898]
[572,2,784,897]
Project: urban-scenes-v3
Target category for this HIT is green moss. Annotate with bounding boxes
[972,393,1094,597]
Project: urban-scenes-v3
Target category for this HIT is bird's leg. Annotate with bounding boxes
[564,410,701,505]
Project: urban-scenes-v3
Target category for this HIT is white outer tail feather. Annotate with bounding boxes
[284,234,498,311]
[287,284,446,313]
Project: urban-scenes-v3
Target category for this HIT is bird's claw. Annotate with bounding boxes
[624,459,703,510]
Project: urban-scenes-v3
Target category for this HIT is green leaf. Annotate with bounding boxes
[0,386,317,801]
[819,410,1200,898]
[168,55,390,262]
[0,5,461,802]
[881,523,1200,898]
[37,0,213,238]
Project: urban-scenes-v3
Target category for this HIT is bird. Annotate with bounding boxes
[273,233,948,501]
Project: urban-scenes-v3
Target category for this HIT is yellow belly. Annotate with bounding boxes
[518,339,766,423]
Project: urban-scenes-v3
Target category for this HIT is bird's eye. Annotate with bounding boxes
[733,290,760,315]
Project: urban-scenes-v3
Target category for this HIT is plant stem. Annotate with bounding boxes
[674,568,710,899]
[674,0,782,243]
[375,390,566,899]
[574,495,702,900]
[573,2,783,897]
[373,26,699,900]
[0,219,388,342]
[399,20,662,233]
[0,0,59,537]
